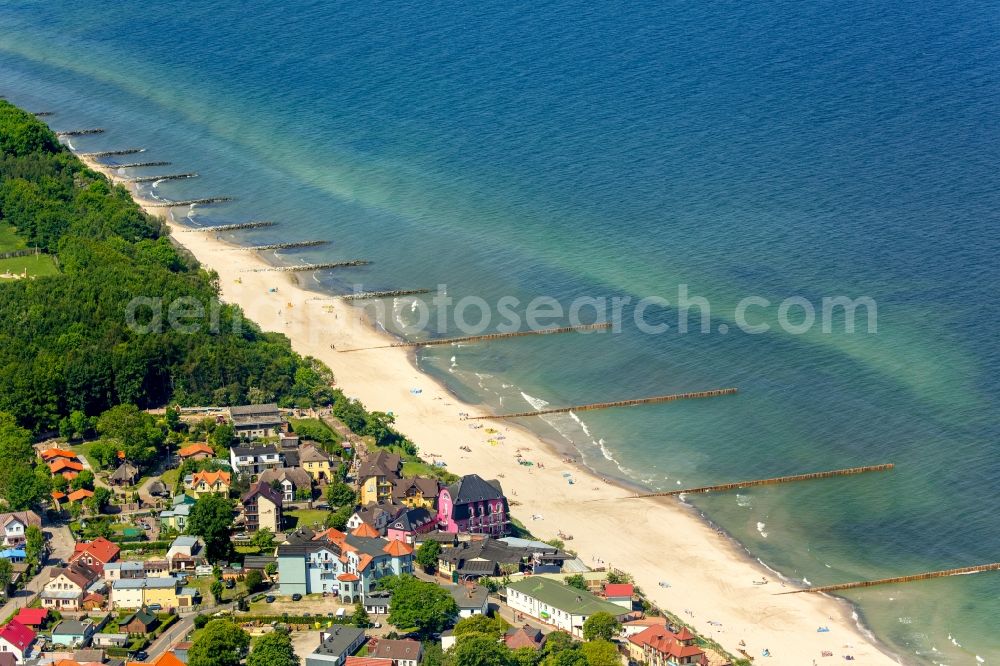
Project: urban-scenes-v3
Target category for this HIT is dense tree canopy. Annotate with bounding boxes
[379,574,458,637]
[187,619,250,666]
[247,630,299,666]
[187,493,236,561]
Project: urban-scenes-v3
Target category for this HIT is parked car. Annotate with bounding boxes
[265,595,276,603]
[224,579,236,589]
[291,593,302,601]
[134,652,148,662]
[147,604,161,612]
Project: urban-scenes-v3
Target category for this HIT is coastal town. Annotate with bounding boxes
[0,402,727,666]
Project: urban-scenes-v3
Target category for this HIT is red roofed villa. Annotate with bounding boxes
[627,624,707,666]
[70,537,121,574]
[0,619,36,662]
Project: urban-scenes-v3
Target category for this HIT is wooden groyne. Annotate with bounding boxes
[468,387,738,420]
[56,128,105,136]
[146,197,234,207]
[115,161,171,169]
[627,463,894,499]
[341,288,432,301]
[245,260,370,273]
[80,148,145,158]
[779,562,1000,595]
[126,173,198,184]
[242,240,329,251]
[339,322,612,353]
[182,221,276,233]
[32,111,54,117]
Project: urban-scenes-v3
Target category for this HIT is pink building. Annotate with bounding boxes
[386,507,437,544]
[436,474,510,537]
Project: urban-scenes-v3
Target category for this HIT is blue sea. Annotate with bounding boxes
[2,1,998,662]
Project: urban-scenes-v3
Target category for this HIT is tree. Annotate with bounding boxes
[251,527,275,550]
[542,632,576,658]
[605,571,631,585]
[245,570,264,593]
[380,575,458,637]
[582,613,620,642]
[325,481,356,507]
[86,486,112,514]
[96,404,164,465]
[444,634,512,666]
[210,579,224,604]
[265,561,278,577]
[24,525,44,572]
[247,629,299,666]
[325,504,352,531]
[188,494,235,562]
[580,641,618,666]
[187,619,250,666]
[422,643,445,666]
[564,575,587,591]
[415,539,441,573]
[70,469,95,490]
[351,601,371,628]
[0,558,13,592]
[210,424,236,451]
[453,614,508,638]
[511,648,540,666]
[165,407,181,432]
[87,440,120,469]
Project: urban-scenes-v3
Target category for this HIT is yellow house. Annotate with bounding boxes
[186,470,231,498]
[357,451,401,506]
[392,477,441,509]
[111,578,179,609]
[300,444,333,482]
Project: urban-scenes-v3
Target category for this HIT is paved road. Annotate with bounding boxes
[0,522,75,619]
[145,601,234,660]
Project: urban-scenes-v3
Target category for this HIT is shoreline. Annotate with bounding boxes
[80,154,902,665]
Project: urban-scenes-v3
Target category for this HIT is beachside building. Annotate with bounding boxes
[300,444,333,482]
[277,526,414,602]
[305,626,367,666]
[259,467,313,503]
[0,512,40,549]
[185,470,231,497]
[241,481,283,533]
[0,620,35,663]
[627,624,706,665]
[69,537,121,575]
[386,507,436,544]
[357,451,402,506]
[229,444,282,477]
[229,403,283,440]
[436,474,510,537]
[368,639,422,666]
[391,477,440,509]
[603,583,634,609]
[41,561,100,611]
[177,442,215,461]
[437,537,530,579]
[505,576,631,638]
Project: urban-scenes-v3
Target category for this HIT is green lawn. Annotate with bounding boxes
[0,222,27,252]
[285,508,330,530]
[0,253,59,278]
[290,418,343,446]
[160,468,181,488]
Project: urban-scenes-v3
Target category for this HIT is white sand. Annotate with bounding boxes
[83,156,901,665]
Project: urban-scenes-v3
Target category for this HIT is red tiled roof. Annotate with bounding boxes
[345,658,392,666]
[337,573,359,582]
[71,537,121,564]
[382,539,413,557]
[604,583,634,598]
[67,489,94,502]
[178,443,215,458]
[191,470,230,487]
[0,619,36,652]
[49,459,84,473]
[13,608,47,627]
[40,448,78,461]
[128,652,186,666]
[350,522,379,538]
[51,491,67,501]
[629,626,704,661]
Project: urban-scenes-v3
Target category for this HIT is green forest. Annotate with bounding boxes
[0,100,335,432]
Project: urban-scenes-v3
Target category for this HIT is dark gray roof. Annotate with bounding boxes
[243,556,277,569]
[387,507,434,533]
[447,474,504,504]
[230,403,280,417]
[357,451,401,480]
[231,444,279,457]
[242,481,284,506]
[313,625,365,657]
[447,584,489,609]
[438,538,529,569]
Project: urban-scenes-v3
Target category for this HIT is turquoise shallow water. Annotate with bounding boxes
[2,2,999,662]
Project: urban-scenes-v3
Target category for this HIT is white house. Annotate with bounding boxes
[505,577,630,638]
[0,511,40,549]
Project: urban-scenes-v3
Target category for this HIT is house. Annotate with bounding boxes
[165,536,206,571]
[103,560,147,582]
[70,538,121,574]
[277,526,414,602]
[436,474,510,537]
[505,576,632,638]
[177,443,215,461]
[621,616,669,637]
[159,502,192,533]
[259,467,313,503]
[347,504,402,536]
[10,609,46,631]
[357,451,402,506]
[128,649,188,666]
[368,639,422,666]
[386,507,436,544]
[111,578,181,610]
[40,448,77,462]
[0,620,35,662]
[305,626,367,666]
[229,444,282,477]
[0,549,24,564]
[504,624,546,651]
[66,489,94,504]
[185,470,231,497]
[391,478,440,509]
[345,658,392,666]
[108,462,140,487]
[0,512,40,548]
[437,537,529,579]
[241,482,283,533]
[120,609,159,635]
[147,479,170,497]
[93,632,130,648]
[49,458,84,480]
[445,583,489,617]
[50,618,95,648]
[299,444,333,482]
[604,583,634,609]
[229,403,283,440]
[498,537,571,573]
[41,562,100,611]
[627,624,706,665]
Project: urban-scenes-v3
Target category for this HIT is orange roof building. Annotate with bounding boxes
[127,651,186,666]
[40,448,78,462]
[628,624,707,665]
[49,459,84,475]
[178,443,215,459]
[66,489,93,503]
[70,537,121,573]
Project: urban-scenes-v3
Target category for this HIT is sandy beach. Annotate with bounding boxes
[82,155,901,665]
